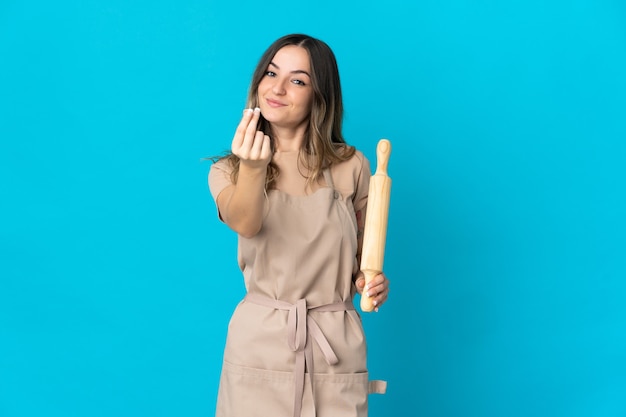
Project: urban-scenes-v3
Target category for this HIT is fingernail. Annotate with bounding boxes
[373,300,378,306]
[365,291,370,297]
[375,307,379,313]
[364,284,369,291]
[254,107,261,113]
[243,108,253,114]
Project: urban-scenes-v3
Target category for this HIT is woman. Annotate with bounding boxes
[208,33,389,417]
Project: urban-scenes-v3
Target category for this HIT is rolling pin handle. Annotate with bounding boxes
[376,139,391,175]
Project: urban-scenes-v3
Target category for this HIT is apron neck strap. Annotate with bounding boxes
[322,167,335,190]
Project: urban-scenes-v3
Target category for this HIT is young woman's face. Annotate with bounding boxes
[257,45,314,131]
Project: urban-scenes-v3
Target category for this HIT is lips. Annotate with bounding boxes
[266,98,286,108]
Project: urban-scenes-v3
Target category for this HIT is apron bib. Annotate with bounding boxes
[216,169,386,417]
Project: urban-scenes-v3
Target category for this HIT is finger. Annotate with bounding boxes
[375,288,389,304]
[365,273,385,286]
[372,289,388,312]
[365,286,382,298]
[250,131,266,159]
[241,107,261,151]
[260,135,272,161]
[232,108,254,152]
[364,278,386,297]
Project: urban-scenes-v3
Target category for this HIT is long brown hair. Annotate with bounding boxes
[220,33,355,189]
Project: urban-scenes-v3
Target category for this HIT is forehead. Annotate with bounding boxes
[271,45,311,72]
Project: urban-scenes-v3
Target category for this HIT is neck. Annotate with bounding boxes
[271,123,308,152]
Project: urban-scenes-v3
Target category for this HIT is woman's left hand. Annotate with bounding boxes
[354,272,389,312]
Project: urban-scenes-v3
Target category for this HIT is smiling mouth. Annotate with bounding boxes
[266,99,286,108]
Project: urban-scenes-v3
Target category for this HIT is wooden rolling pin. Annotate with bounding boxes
[360,139,392,312]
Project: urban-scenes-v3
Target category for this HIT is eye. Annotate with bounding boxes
[265,71,276,77]
[292,79,307,86]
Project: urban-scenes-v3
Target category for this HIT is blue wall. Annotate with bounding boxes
[1,1,625,416]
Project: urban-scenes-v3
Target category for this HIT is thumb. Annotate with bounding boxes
[354,275,365,294]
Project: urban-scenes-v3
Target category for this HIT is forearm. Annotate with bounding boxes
[354,208,365,279]
[221,165,267,238]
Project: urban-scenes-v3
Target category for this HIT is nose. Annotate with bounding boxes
[271,78,286,95]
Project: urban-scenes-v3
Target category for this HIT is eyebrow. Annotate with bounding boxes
[269,61,311,77]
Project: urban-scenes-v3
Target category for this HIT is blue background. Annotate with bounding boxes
[1,0,625,416]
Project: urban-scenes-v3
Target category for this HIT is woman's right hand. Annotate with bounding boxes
[216,107,271,238]
[231,107,272,169]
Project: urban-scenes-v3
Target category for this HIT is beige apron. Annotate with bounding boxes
[216,169,386,417]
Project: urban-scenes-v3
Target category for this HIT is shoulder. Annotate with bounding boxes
[209,157,233,176]
[329,148,371,202]
[330,148,370,179]
[208,157,235,201]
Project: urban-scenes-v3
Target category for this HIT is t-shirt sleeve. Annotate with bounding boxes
[353,151,371,213]
[208,159,234,208]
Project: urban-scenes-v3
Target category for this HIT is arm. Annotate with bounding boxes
[355,208,365,271]
[215,108,272,238]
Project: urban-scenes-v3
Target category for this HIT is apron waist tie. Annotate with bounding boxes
[244,293,354,417]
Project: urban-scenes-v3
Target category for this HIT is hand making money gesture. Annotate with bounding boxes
[231,107,272,169]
